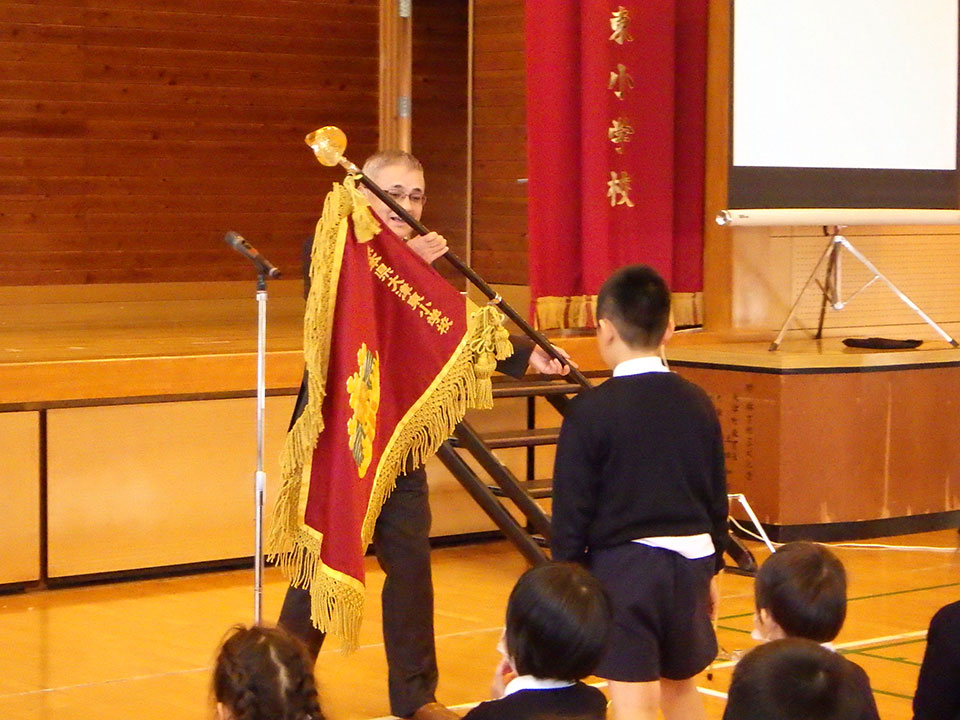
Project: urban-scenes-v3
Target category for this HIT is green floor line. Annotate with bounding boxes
[848,581,960,604]
[719,581,960,621]
[716,625,751,635]
[840,638,927,654]
[871,687,914,701]
[846,649,922,667]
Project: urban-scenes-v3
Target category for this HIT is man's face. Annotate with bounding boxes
[363,163,426,239]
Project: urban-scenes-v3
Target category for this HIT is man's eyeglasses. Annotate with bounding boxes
[385,187,426,206]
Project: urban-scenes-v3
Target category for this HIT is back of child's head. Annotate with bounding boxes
[723,638,865,720]
[596,264,671,350]
[505,562,611,681]
[213,624,323,720]
[755,541,847,643]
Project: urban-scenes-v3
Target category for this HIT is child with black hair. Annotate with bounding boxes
[913,596,960,720]
[463,562,611,720]
[551,264,729,720]
[723,638,869,720]
[752,542,879,720]
[213,624,324,720]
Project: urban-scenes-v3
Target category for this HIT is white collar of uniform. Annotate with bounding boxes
[613,355,669,377]
[503,675,575,696]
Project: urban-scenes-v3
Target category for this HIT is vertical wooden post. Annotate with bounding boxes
[702,0,733,331]
[380,0,413,151]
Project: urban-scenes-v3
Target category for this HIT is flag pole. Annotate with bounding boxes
[306,126,592,390]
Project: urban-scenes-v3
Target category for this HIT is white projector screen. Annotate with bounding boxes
[729,0,960,210]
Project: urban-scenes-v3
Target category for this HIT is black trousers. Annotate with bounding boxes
[278,466,438,718]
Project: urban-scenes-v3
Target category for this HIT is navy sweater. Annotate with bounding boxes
[550,372,728,572]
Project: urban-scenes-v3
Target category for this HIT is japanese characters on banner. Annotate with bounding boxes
[525,1,707,330]
[607,7,636,208]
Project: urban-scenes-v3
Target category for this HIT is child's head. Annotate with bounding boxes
[361,150,426,240]
[723,638,865,720]
[504,562,611,681]
[595,265,672,364]
[213,624,323,720]
[753,542,847,643]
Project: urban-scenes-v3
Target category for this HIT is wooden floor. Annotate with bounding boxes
[0,531,957,720]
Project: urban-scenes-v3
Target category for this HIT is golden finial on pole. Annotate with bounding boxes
[305,126,360,173]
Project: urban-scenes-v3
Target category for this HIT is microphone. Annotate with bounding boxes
[223,231,281,279]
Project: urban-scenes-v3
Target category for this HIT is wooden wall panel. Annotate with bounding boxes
[678,363,960,532]
[0,1,378,286]
[411,0,469,288]
[46,397,297,577]
[0,411,40,585]
[471,0,528,285]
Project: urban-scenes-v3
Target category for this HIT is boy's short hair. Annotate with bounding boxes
[755,542,847,643]
[596,264,671,350]
[362,149,423,177]
[505,562,611,681]
[724,638,865,720]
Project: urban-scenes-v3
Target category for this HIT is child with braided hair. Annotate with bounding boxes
[213,625,324,720]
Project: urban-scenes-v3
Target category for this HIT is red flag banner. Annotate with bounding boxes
[525,1,707,330]
[268,177,511,650]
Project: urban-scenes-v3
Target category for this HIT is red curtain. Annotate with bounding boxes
[525,1,707,328]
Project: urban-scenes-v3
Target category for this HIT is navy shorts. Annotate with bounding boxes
[590,542,717,682]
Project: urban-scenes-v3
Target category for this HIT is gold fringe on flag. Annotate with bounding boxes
[534,291,703,331]
[267,176,511,651]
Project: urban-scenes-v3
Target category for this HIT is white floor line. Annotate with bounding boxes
[2,628,923,709]
[833,629,928,650]
[0,666,212,699]
[319,625,504,655]
[708,629,929,671]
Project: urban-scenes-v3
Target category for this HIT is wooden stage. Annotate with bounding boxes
[2,281,960,588]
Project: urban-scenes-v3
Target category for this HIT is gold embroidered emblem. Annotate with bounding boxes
[346,344,380,478]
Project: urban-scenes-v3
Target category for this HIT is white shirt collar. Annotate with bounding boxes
[503,675,575,696]
[613,355,669,377]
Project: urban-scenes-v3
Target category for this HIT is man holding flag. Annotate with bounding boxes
[271,150,570,720]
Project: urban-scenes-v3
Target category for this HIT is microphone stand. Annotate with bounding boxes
[253,272,268,624]
[224,232,279,624]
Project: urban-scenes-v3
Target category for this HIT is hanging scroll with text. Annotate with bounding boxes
[525,1,707,330]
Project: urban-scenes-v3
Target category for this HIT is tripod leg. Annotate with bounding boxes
[838,238,960,347]
[770,238,836,350]
[815,242,840,340]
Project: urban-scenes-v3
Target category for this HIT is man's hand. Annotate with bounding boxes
[528,344,576,376]
[406,231,448,264]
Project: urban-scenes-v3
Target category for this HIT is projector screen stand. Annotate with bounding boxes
[770,226,959,351]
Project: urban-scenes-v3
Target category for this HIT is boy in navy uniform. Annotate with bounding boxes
[752,542,880,720]
[551,264,728,720]
[723,638,869,720]
[464,562,611,720]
